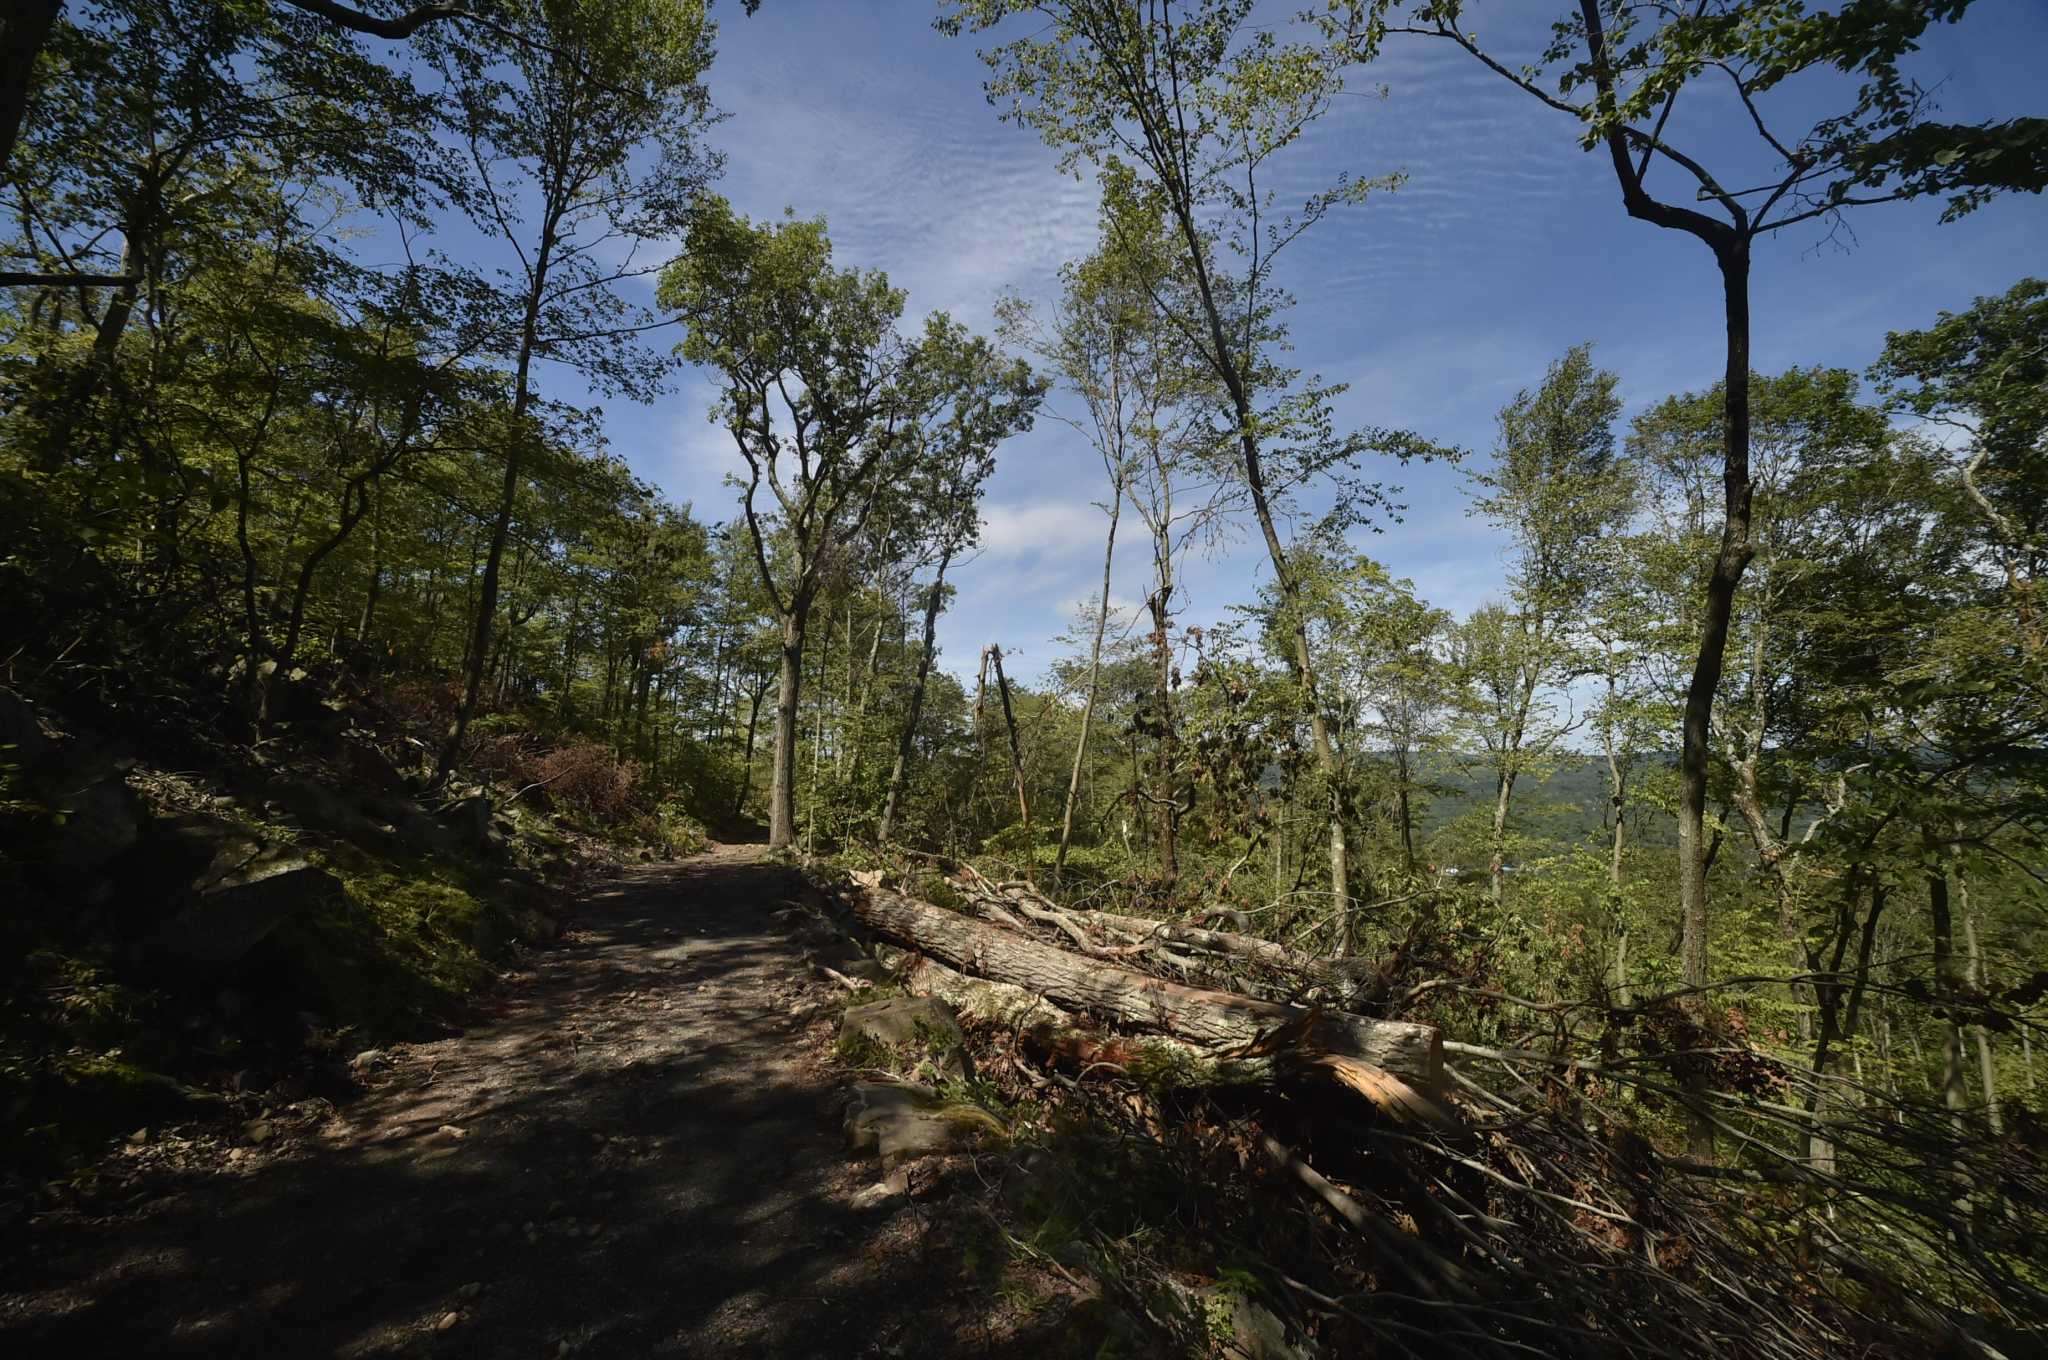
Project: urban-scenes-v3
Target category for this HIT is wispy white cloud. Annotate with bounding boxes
[594,0,2048,688]
[977,498,1114,562]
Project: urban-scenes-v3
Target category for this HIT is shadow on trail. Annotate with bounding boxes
[1,851,1047,1359]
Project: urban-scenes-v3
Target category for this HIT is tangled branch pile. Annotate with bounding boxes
[812,859,2046,1359]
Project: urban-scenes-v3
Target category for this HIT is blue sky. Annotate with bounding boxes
[574,0,2048,687]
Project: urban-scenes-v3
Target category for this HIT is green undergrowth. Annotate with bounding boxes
[0,937,179,1175]
[1,810,560,1185]
[287,839,552,1035]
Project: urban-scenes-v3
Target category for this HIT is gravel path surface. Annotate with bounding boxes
[1,846,1050,1358]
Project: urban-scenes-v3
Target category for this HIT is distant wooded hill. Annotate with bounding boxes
[1408,751,1680,851]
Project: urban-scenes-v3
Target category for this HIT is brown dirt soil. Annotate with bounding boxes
[0,845,1077,1359]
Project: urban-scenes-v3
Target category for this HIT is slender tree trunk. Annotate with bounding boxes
[1149,535,1176,882]
[767,591,812,850]
[879,548,954,845]
[235,442,265,723]
[843,616,883,787]
[436,214,559,787]
[1605,691,1630,1005]
[1394,743,1416,875]
[1674,244,1755,1161]
[232,374,289,728]
[1959,875,2002,1134]
[635,648,655,761]
[736,674,766,818]
[989,644,1032,879]
[1160,184,1350,935]
[1931,859,1966,1124]
[280,477,382,669]
[38,231,143,472]
[1487,770,1515,907]
[805,607,835,855]
[558,592,581,722]
[354,483,383,655]
[1805,869,1885,1177]
[1904,1020,1932,1091]
[1057,492,1121,880]
[1728,624,1817,1048]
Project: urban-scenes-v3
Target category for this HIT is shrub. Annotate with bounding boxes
[379,678,461,738]
[535,742,639,820]
[466,728,542,788]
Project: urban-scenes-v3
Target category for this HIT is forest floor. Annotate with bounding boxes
[0,844,1067,1359]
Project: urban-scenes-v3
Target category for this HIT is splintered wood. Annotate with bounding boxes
[844,881,1443,1100]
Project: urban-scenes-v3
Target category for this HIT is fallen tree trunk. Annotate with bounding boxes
[1074,906,1338,979]
[888,948,1071,1033]
[891,950,1283,1089]
[848,885,1443,1094]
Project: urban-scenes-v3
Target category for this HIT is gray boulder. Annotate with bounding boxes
[139,836,340,977]
[841,995,963,1049]
[272,777,381,839]
[842,994,972,1081]
[339,737,406,794]
[141,813,268,890]
[1223,1293,1316,1360]
[436,794,493,848]
[368,793,459,855]
[843,1079,1004,1169]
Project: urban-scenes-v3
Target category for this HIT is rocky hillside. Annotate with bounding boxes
[0,679,674,1186]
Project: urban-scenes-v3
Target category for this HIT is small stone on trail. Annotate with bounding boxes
[244,1119,275,1144]
[849,1171,908,1210]
[434,1310,460,1332]
[437,1124,467,1140]
[128,1127,148,1144]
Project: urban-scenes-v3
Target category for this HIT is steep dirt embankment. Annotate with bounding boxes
[1,847,1068,1359]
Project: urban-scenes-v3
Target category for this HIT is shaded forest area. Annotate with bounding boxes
[3,0,2047,1356]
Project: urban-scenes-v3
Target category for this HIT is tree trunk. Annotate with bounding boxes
[1157,185,1349,937]
[436,214,558,787]
[842,615,883,787]
[37,230,143,472]
[354,482,383,655]
[1072,906,1337,985]
[989,644,1032,879]
[558,591,581,722]
[1146,577,1179,876]
[1487,770,1515,908]
[1728,625,1816,1048]
[1930,859,1966,1125]
[1057,491,1120,880]
[1959,875,2002,1134]
[804,606,834,854]
[1674,243,1756,1161]
[1606,694,1630,1005]
[768,594,811,850]
[0,0,59,184]
[847,884,1441,1091]
[879,548,953,845]
[736,673,766,818]
[1394,744,1416,875]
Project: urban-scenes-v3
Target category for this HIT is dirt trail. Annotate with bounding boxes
[2,846,1034,1358]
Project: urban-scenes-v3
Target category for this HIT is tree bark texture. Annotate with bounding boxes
[846,885,1441,1092]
